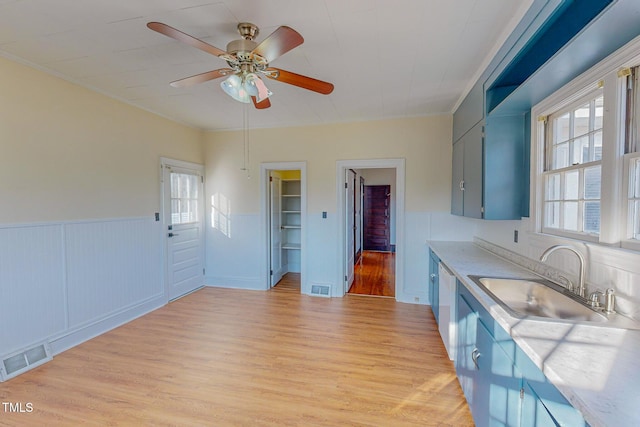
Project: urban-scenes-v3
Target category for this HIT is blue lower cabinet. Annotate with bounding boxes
[455,281,587,427]
[456,291,478,405]
[521,381,570,427]
[475,321,522,426]
[516,347,588,427]
[457,289,521,426]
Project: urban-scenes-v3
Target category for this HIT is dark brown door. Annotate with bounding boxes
[363,185,390,251]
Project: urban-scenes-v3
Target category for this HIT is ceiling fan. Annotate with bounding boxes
[147,21,334,109]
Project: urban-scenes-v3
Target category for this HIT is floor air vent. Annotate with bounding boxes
[1,342,52,382]
[310,284,331,297]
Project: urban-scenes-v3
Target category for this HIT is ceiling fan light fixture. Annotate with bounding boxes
[221,74,250,103]
[244,73,272,103]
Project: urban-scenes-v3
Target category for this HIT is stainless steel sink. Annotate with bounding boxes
[468,276,607,322]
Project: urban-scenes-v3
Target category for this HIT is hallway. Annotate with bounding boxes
[348,251,395,297]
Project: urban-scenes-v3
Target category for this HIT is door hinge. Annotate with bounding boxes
[201,175,204,183]
[270,176,273,182]
[520,388,524,400]
[345,275,348,281]
[203,268,205,275]
[270,270,273,276]
[345,182,348,189]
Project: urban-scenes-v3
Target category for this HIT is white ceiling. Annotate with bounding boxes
[0,0,532,131]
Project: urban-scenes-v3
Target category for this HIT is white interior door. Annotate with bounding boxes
[345,169,356,292]
[270,174,284,286]
[162,161,205,301]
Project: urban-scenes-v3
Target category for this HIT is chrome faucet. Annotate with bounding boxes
[540,245,586,298]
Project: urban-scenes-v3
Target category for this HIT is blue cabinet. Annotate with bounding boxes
[451,121,484,219]
[452,116,526,220]
[457,285,521,426]
[428,249,440,323]
[455,280,587,426]
[456,289,478,405]
[453,81,484,143]
[475,320,523,426]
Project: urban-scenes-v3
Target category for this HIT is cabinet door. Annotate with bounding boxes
[475,321,522,427]
[456,292,478,405]
[463,122,484,219]
[521,382,562,427]
[451,121,484,219]
[451,140,464,216]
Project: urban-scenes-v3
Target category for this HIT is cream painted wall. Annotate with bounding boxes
[203,115,477,302]
[205,116,453,214]
[0,56,204,224]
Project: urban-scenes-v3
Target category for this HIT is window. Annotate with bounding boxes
[170,172,199,224]
[533,37,640,249]
[627,154,640,241]
[543,90,604,237]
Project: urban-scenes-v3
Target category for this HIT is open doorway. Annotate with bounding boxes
[337,159,405,300]
[261,162,306,293]
[348,170,396,297]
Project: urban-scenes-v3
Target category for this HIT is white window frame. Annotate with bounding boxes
[623,152,640,250]
[541,88,604,241]
[531,35,640,250]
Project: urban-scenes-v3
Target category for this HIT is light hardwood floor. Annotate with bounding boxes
[0,287,472,426]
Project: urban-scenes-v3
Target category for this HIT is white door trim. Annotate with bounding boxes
[336,159,405,300]
[260,161,307,291]
[160,157,205,302]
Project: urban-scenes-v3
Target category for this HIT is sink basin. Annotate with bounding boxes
[468,276,607,322]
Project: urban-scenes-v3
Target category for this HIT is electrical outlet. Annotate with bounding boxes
[514,229,519,243]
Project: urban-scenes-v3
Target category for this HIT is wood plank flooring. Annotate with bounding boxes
[0,287,472,426]
[272,272,301,293]
[348,251,395,297]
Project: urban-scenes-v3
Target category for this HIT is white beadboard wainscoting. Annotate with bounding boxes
[204,210,478,303]
[0,217,164,362]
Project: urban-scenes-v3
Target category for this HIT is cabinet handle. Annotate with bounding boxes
[430,273,436,282]
[471,348,481,370]
[459,180,465,191]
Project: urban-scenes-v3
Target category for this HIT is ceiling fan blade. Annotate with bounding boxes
[147,22,228,58]
[170,69,235,88]
[264,68,334,95]
[252,96,271,109]
[252,26,303,63]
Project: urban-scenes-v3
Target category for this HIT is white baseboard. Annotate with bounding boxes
[205,275,265,291]
[49,295,165,356]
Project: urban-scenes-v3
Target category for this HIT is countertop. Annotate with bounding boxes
[428,241,640,427]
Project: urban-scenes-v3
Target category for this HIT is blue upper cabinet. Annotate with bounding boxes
[451,0,640,220]
[452,82,484,144]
